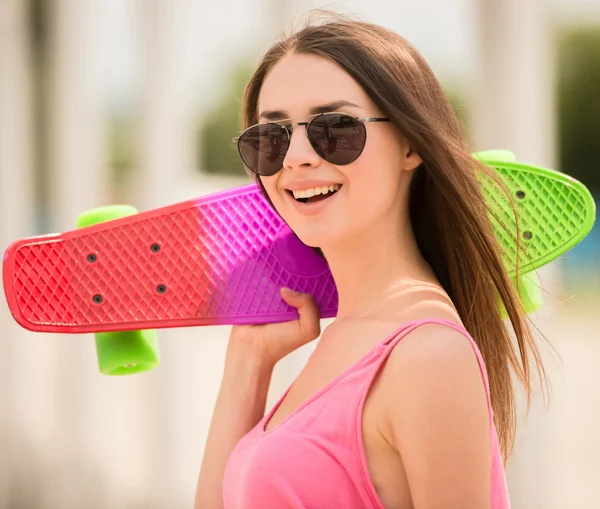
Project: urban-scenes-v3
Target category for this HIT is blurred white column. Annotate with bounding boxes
[19,1,109,508]
[133,0,195,209]
[473,0,556,167]
[472,1,563,507]
[46,3,110,228]
[0,1,36,507]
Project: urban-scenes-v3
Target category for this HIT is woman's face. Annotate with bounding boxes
[257,52,421,249]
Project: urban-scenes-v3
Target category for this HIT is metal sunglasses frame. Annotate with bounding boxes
[231,111,390,145]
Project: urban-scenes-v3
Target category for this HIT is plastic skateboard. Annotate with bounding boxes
[2,150,596,374]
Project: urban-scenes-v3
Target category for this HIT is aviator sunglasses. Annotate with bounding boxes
[232,112,390,176]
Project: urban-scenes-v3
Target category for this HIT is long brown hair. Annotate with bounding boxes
[240,12,548,459]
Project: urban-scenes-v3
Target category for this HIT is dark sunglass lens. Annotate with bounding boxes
[238,123,289,176]
[308,114,366,165]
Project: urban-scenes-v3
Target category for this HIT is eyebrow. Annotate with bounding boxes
[258,100,362,121]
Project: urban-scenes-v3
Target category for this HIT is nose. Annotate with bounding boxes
[282,124,321,171]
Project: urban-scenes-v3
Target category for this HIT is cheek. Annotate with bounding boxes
[258,175,295,225]
[351,134,404,198]
[259,176,281,206]
[348,170,399,214]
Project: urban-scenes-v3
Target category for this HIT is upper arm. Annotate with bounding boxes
[381,324,492,509]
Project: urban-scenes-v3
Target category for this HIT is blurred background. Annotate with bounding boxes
[0,0,599,508]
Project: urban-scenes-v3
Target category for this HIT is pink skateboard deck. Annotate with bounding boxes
[3,183,338,333]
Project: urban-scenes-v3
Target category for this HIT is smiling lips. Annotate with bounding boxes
[283,179,344,204]
[291,184,342,202]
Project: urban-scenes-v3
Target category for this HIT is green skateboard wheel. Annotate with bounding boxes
[77,204,160,376]
[516,271,543,315]
[474,150,517,163]
[77,205,139,228]
[95,330,160,376]
[499,271,543,319]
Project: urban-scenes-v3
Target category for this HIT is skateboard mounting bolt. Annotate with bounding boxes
[87,253,97,263]
[523,231,533,240]
[157,284,167,294]
[151,243,161,253]
[516,190,526,200]
[92,294,103,304]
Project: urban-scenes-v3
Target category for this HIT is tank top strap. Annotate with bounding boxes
[377,318,494,418]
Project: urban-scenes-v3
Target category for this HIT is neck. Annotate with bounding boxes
[321,212,437,320]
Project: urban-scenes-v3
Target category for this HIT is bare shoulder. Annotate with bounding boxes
[376,296,486,397]
[374,321,493,508]
[380,322,489,411]
[387,321,484,378]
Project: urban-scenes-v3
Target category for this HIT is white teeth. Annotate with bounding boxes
[292,184,341,200]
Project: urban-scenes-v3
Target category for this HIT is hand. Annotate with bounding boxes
[228,288,321,367]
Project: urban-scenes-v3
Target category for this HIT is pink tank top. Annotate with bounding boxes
[222,319,510,508]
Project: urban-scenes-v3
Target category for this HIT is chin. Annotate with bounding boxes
[292,230,324,249]
[291,225,342,250]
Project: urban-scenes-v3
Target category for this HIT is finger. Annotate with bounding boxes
[281,288,320,340]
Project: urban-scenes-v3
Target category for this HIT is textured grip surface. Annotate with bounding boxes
[3,184,338,332]
[481,162,595,276]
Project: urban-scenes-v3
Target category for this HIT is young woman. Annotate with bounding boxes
[195,13,546,509]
